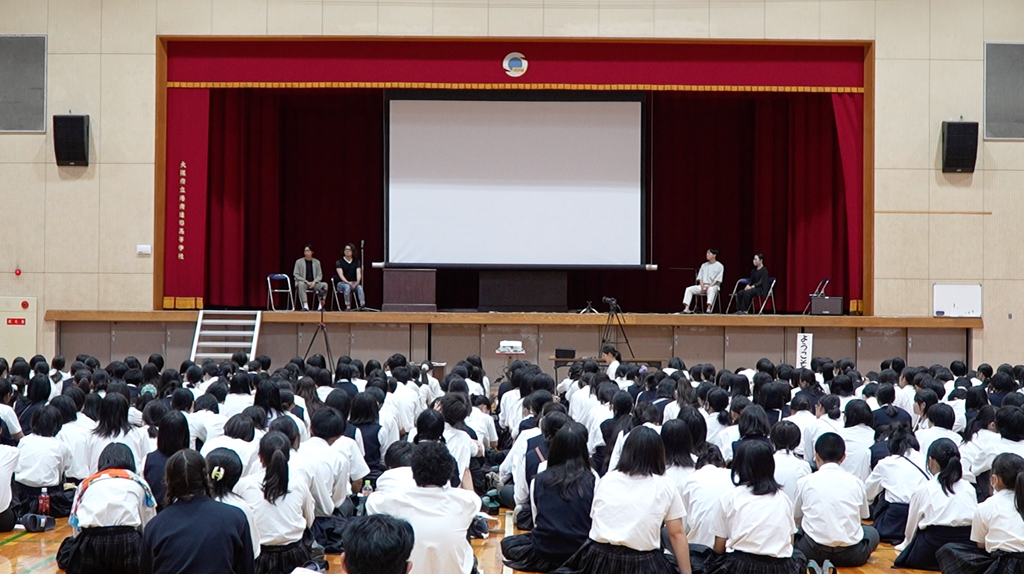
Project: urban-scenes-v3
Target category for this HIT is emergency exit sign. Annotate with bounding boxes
[6,318,25,326]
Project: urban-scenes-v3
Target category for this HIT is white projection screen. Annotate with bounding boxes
[386,97,644,267]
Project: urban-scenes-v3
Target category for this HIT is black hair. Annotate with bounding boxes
[708,388,730,425]
[789,394,812,413]
[268,415,299,447]
[206,447,244,499]
[737,404,771,438]
[814,432,846,463]
[731,440,780,495]
[384,441,414,469]
[996,406,1024,442]
[928,403,956,431]
[157,410,190,457]
[98,442,136,472]
[311,407,344,440]
[966,405,997,442]
[30,405,63,437]
[164,449,210,507]
[770,421,801,454]
[818,394,841,420]
[414,409,445,442]
[411,440,454,487]
[349,393,380,426]
[928,438,963,496]
[49,395,78,425]
[991,453,1024,522]
[662,419,695,469]
[601,344,622,362]
[170,388,195,412]
[844,399,874,428]
[696,443,725,469]
[195,394,219,414]
[341,515,416,574]
[223,413,255,442]
[254,380,283,415]
[258,431,291,503]
[544,422,596,500]
[27,375,50,404]
[886,422,920,456]
[242,406,267,431]
[677,406,708,450]
[616,426,665,477]
[440,393,471,426]
[82,392,102,421]
[93,393,133,438]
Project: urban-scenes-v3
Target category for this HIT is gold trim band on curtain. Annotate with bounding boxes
[167,81,864,93]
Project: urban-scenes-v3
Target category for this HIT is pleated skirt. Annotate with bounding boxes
[894,525,972,570]
[936,542,1024,574]
[255,540,312,574]
[501,532,574,573]
[56,526,142,574]
[550,540,677,574]
[704,550,808,574]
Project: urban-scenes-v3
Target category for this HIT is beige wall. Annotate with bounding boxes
[1,0,1021,364]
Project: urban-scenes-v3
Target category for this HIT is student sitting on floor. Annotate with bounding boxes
[936,453,1024,574]
[553,426,691,574]
[367,440,482,574]
[339,515,415,574]
[793,432,878,568]
[895,438,976,570]
[706,440,807,574]
[501,423,596,573]
[86,394,149,475]
[13,405,73,518]
[770,421,811,502]
[0,442,17,532]
[143,411,189,512]
[678,444,733,573]
[141,449,254,574]
[57,443,157,574]
[206,448,261,560]
[866,422,931,544]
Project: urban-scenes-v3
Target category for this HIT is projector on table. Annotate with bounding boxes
[497,340,525,354]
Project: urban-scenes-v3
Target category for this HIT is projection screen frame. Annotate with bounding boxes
[383,89,649,269]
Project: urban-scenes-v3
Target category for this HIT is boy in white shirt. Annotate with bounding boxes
[793,432,879,567]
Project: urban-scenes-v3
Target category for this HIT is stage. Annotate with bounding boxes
[47,310,980,383]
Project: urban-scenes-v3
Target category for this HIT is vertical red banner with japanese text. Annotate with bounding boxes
[162,88,210,310]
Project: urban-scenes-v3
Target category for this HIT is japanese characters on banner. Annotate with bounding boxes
[796,333,814,369]
[162,89,210,310]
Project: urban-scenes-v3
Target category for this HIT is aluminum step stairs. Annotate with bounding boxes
[190,310,261,363]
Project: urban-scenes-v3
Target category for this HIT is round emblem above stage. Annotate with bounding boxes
[503,52,528,78]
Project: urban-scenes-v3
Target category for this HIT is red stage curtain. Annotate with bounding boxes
[832,93,865,304]
[206,90,282,307]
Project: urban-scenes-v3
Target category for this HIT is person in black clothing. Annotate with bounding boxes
[143,411,189,512]
[873,383,912,429]
[733,253,770,315]
[334,243,365,310]
[502,422,596,573]
[140,449,254,574]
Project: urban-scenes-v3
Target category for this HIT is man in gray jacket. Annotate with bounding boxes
[293,243,328,310]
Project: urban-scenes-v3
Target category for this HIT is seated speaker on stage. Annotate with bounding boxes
[734,253,769,315]
[682,249,724,313]
[335,243,366,311]
[293,243,328,311]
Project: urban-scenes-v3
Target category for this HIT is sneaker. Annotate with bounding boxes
[301,304,310,311]
[807,560,822,574]
[682,309,693,314]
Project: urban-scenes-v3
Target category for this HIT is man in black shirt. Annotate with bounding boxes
[734,253,770,314]
[334,243,365,310]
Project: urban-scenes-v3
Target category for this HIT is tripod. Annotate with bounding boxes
[599,302,634,358]
[304,294,335,366]
[355,239,380,312]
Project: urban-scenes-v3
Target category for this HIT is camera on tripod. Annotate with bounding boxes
[602,296,618,306]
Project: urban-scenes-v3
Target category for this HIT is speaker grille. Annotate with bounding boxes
[53,115,90,167]
[941,121,978,173]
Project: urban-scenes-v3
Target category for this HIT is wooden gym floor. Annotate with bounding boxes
[1,515,926,573]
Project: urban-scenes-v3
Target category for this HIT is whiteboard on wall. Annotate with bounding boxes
[933,284,982,317]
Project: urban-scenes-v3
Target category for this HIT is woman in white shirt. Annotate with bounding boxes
[838,400,875,481]
[206,447,261,559]
[56,443,157,574]
[235,431,315,574]
[895,438,976,570]
[865,423,931,544]
[85,394,150,475]
[601,344,621,379]
[801,394,844,465]
[703,389,731,445]
[782,395,817,459]
[222,372,255,420]
[936,452,1024,574]
[960,405,999,497]
[662,419,697,490]
[707,440,806,574]
[553,426,691,574]
[13,405,72,518]
[770,421,811,501]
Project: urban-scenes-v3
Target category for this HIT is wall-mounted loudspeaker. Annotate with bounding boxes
[941,121,978,174]
[53,115,89,167]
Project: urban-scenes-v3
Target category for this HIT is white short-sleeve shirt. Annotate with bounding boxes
[711,486,796,558]
[971,488,1024,553]
[589,471,686,552]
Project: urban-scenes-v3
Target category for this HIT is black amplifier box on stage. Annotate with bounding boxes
[555,348,576,359]
[811,297,844,316]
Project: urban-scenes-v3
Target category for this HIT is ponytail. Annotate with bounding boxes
[819,394,841,420]
[928,438,962,496]
[259,431,291,503]
[886,422,919,456]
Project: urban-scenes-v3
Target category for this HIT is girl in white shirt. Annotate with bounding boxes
[801,394,844,464]
[85,394,149,475]
[960,405,999,498]
[13,406,72,518]
[236,431,315,574]
[865,423,931,544]
[56,442,157,574]
[662,419,697,490]
[895,438,976,570]
[601,344,621,379]
[935,452,1024,574]
[707,440,806,574]
[554,426,691,574]
[703,388,730,445]
[782,395,817,459]
[770,421,811,501]
[838,400,876,481]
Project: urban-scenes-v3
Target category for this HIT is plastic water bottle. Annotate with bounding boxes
[360,480,374,498]
[38,487,50,515]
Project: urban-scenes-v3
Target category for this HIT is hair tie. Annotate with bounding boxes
[211,466,225,481]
